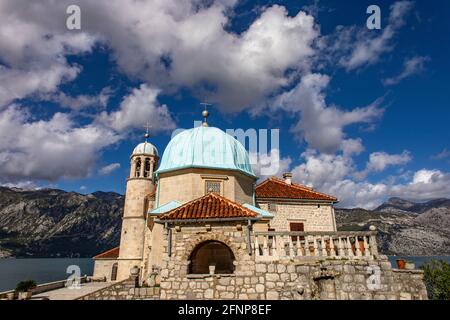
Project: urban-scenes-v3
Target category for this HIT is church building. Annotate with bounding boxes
[93,111,338,282]
[91,111,427,300]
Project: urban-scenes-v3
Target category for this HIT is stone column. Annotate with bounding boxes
[140,156,145,177]
[130,159,136,178]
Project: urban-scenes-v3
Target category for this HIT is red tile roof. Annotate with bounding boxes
[255,177,337,202]
[159,193,258,221]
[93,246,120,259]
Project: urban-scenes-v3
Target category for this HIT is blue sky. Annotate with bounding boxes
[0,0,449,208]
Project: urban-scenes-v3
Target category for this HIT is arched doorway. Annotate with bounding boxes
[111,262,118,281]
[189,241,235,274]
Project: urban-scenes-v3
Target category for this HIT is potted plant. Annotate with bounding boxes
[396,259,406,269]
[405,260,415,270]
[15,280,37,300]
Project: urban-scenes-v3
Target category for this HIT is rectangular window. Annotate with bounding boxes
[205,180,221,195]
[290,222,305,242]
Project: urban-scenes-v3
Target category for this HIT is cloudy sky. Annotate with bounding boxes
[0,0,449,208]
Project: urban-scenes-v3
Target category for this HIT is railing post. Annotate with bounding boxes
[297,238,303,257]
[313,237,319,256]
[273,235,279,259]
[329,236,336,257]
[355,236,362,257]
[347,236,354,257]
[254,236,260,257]
[289,237,295,258]
[321,236,327,256]
[338,237,344,257]
[363,236,371,257]
[263,236,269,257]
[369,226,379,256]
[305,236,311,256]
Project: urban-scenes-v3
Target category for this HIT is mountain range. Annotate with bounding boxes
[0,187,448,258]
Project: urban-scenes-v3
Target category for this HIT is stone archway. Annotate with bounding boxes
[188,240,235,274]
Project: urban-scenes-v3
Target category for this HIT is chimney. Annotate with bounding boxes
[282,172,293,185]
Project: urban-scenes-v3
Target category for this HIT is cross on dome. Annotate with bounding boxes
[143,122,152,141]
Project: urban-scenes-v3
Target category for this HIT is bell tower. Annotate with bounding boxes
[117,131,158,281]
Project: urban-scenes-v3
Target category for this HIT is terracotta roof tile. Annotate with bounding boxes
[255,177,337,202]
[93,246,119,259]
[159,193,258,221]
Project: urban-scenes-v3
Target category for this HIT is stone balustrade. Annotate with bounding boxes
[253,229,379,261]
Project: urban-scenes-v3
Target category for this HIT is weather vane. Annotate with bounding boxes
[200,102,211,127]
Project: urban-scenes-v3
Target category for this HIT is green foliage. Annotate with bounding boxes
[15,280,37,292]
[422,259,450,300]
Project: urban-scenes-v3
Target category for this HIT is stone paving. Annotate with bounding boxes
[32,282,111,300]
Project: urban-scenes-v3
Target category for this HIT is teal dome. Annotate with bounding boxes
[156,126,255,178]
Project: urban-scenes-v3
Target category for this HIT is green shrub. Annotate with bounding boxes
[422,259,450,300]
[15,280,37,292]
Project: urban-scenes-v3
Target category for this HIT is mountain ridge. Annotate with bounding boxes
[0,187,449,258]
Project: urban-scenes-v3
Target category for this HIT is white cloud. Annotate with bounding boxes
[98,163,121,175]
[0,3,96,107]
[43,87,112,111]
[271,73,384,153]
[383,56,430,86]
[96,84,175,133]
[0,1,319,112]
[290,150,449,209]
[250,149,292,180]
[0,104,120,183]
[330,1,414,71]
[431,148,450,161]
[341,138,364,156]
[366,151,411,172]
[0,64,81,108]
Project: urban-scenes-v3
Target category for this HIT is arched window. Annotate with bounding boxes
[188,241,235,274]
[144,158,151,177]
[135,158,141,177]
[111,262,118,281]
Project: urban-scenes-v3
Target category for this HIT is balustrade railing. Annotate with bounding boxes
[253,229,378,261]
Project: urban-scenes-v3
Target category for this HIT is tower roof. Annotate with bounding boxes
[132,141,158,156]
[156,126,255,178]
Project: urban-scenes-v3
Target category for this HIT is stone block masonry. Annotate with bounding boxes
[157,224,428,300]
[77,278,160,300]
[160,259,427,300]
[83,224,428,300]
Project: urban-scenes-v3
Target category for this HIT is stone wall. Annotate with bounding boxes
[157,168,254,206]
[158,223,427,300]
[77,278,160,300]
[258,202,336,232]
[93,259,116,280]
[160,258,427,300]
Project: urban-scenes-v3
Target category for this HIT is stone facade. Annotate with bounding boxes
[78,277,160,300]
[93,259,116,281]
[156,224,427,300]
[157,168,254,206]
[258,202,337,232]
